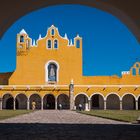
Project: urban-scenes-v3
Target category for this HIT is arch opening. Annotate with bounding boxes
[122,94,135,110]
[43,94,55,109]
[91,94,104,109]
[15,94,27,109]
[29,94,41,109]
[106,94,120,110]
[75,94,88,110]
[57,94,70,109]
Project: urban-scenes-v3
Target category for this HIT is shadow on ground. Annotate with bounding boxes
[0,123,140,140]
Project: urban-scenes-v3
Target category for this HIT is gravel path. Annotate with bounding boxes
[0,110,129,124]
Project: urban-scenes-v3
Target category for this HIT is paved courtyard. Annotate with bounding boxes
[0,110,140,140]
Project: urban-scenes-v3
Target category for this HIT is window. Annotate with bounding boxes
[139,68,140,75]
[54,40,58,49]
[48,63,57,82]
[47,40,52,49]
[136,63,139,67]
[20,35,24,42]
[51,29,55,36]
[76,40,80,48]
[132,68,136,75]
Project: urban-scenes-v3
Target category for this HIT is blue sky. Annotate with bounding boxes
[0,4,140,76]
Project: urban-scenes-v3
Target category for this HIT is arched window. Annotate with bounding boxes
[48,63,57,82]
[132,68,136,75]
[54,40,58,49]
[45,61,59,83]
[76,40,80,48]
[136,63,139,67]
[51,29,55,36]
[20,35,24,42]
[47,40,52,49]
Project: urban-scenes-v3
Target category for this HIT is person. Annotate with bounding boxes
[59,104,62,110]
[79,104,82,111]
[32,101,36,110]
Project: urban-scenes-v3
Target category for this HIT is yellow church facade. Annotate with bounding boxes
[0,25,140,110]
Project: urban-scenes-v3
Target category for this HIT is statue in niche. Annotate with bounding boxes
[48,64,56,81]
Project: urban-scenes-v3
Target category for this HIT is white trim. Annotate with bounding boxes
[121,93,137,100]
[105,92,121,100]
[89,92,105,100]
[2,93,14,98]
[45,60,60,83]
[43,93,56,99]
[136,94,140,100]
[74,92,89,100]
[56,93,69,100]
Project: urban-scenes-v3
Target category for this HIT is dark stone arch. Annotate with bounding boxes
[106,94,120,110]
[57,94,70,109]
[122,94,135,110]
[75,94,88,110]
[91,94,104,109]
[0,1,140,42]
[43,94,55,109]
[29,94,41,109]
[15,94,27,109]
[2,93,14,109]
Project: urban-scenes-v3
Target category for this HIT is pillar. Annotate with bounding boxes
[13,98,16,110]
[88,99,91,110]
[120,100,122,110]
[27,98,30,110]
[69,79,74,110]
[104,100,106,110]
[0,98,2,110]
[55,98,57,110]
[85,98,89,111]
[41,98,43,110]
[136,100,138,110]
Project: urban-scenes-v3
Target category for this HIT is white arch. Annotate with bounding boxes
[2,93,14,98]
[121,93,137,101]
[15,93,28,99]
[105,92,121,100]
[136,94,140,101]
[43,93,56,100]
[29,93,42,99]
[74,92,89,100]
[89,92,105,100]
[56,93,69,100]
[45,60,60,83]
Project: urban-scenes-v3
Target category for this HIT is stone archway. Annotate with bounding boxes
[106,94,120,110]
[57,94,70,109]
[29,94,41,109]
[43,94,55,109]
[2,94,14,109]
[15,94,27,109]
[75,94,88,110]
[122,94,135,110]
[90,94,104,109]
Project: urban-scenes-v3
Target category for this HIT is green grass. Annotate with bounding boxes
[0,110,33,120]
[78,110,140,122]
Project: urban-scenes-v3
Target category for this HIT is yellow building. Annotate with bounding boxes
[0,25,140,110]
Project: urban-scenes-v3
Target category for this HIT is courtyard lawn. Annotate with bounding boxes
[78,110,140,123]
[0,110,33,120]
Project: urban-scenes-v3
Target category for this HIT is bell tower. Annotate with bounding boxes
[16,29,31,55]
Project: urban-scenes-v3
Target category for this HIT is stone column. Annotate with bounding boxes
[13,98,16,110]
[104,100,106,110]
[55,98,57,110]
[27,98,30,110]
[120,100,122,110]
[136,100,138,110]
[41,98,43,110]
[69,79,74,110]
[88,99,91,111]
[0,98,2,110]
[84,97,89,111]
